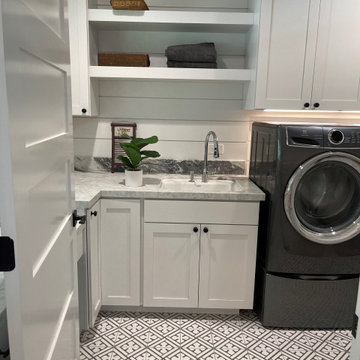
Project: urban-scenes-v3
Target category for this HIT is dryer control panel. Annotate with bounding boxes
[323,127,360,148]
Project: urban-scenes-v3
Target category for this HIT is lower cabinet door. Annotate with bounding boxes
[199,224,258,309]
[87,201,101,325]
[101,199,141,306]
[143,223,200,307]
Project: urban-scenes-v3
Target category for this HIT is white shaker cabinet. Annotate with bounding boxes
[254,0,360,111]
[199,225,258,309]
[311,0,360,111]
[87,201,102,326]
[68,0,99,116]
[143,200,260,309]
[100,199,141,306]
[143,223,200,308]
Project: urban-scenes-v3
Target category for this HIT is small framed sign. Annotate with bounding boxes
[111,123,137,173]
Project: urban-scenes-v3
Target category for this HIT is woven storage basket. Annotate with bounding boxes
[98,53,150,67]
[110,0,149,10]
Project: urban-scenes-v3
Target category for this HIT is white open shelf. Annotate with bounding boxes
[90,66,252,82]
[88,9,254,32]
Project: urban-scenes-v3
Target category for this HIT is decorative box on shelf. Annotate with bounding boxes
[110,0,149,10]
[98,53,150,67]
[111,123,137,173]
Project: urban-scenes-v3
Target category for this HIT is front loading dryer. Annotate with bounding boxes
[250,122,360,328]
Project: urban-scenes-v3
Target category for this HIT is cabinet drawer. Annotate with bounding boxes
[144,200,259,225]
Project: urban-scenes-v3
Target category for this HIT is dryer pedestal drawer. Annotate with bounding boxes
[256,267,359,329]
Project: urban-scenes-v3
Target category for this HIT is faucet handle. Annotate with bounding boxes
[189,171,195,182]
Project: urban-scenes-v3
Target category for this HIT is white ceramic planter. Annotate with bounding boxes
[125,169,143,187]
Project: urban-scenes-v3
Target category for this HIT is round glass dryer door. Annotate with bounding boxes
[284,152,360,244]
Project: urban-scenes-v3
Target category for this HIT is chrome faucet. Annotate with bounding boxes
[202,131,220,183]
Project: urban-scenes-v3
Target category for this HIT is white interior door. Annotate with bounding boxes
[0,1,78,360]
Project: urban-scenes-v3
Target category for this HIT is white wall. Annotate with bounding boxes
[73,79,252,162]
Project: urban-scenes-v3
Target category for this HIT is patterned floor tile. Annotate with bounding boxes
[80,311,352,360]
[262,332,290,349]
[315,341,350,360]
[212,321,240,338]
[282,341,314,360]
[215,338,248,359]
[81,336,113,358]
[181,337,214,358]
[147,337,180,359]
[326,332,352,351]
[115,338,148,358]
[248,339,280,359]
[104,328,133,346]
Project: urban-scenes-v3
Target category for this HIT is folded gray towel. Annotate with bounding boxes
[167,61,217,68]
[165,43,217,63]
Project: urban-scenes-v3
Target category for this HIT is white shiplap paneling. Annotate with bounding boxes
[99,79,244,99]
[97,30,246,57]
[74,118,250,142]
[99,97,245,120]
[74,78,251,163]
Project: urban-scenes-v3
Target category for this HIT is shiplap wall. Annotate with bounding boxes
[74,79,252,162]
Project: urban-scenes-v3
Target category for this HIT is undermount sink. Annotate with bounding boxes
[160,178,239,192]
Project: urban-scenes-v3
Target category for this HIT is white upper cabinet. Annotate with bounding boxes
[311,0,360,111]
[254,0,360,111]
[254,0,318,110]
[69,0,99,116]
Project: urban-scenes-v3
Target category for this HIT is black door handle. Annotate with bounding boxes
[193,227,199,233]
[0,237,15,271]
[72,210,86,227]
[203,227,209,233]
[91,211,97,216]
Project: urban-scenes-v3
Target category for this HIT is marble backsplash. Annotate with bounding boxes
[75,156,246,175]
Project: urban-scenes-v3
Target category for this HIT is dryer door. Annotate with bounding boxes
[284,152,360,244]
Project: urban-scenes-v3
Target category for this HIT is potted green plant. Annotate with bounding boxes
[118,134,160,187]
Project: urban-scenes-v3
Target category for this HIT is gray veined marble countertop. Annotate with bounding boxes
[75,172,265,213]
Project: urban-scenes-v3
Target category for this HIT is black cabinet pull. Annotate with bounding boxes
[81,108,87,114]
[203,227,209,233]
[304,102,310,108]
[193,227,199,233]
[313,102,320,108]
[91,211,97,216]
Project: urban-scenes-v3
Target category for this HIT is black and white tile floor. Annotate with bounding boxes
[80,311,352,360]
